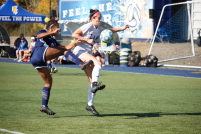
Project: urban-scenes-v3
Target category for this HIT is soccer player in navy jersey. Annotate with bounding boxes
[30,18,91,115]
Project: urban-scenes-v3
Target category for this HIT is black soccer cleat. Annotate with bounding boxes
[79,60,93,70]
[40,106,56,115]
[91,82,105,93]
[86,105,99,115]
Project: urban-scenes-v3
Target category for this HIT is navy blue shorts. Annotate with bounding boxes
[30,46,48,68]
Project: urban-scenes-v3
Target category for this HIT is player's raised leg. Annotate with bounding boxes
[46,45,91,70]
[79,52,106,93]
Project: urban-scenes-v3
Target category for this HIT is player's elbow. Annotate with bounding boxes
[72,33,77,38]
[36,35,41,39]
[37,34,45,39]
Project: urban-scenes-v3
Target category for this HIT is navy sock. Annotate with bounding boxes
[65,51,82,66]
[42,87,51,107]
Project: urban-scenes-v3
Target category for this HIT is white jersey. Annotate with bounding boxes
[30,42,35,47]
[73,22,104,56]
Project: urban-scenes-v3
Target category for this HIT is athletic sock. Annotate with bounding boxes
[65,51,82,66]
[92,65,101,82]
[88,84,95,106]
[47,63,52,72]
[42,87,51,107]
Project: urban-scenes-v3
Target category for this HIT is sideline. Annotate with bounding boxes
[0,129,24,134]
[0,58,201,79]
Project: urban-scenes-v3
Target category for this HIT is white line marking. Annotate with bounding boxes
[0,129,24,134]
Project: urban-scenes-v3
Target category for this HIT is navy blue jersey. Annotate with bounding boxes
[34,30,60,48]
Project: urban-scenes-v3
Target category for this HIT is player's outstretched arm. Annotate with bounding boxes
[72,28,95,45]
[65,40,82,50]
[109,24,129,33]
[37,28,61,39]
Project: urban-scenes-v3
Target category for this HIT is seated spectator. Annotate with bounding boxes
[58,55,66,64]
[13,33,27,58]
[14,37,28,61]
[30,36,36,47]
[18,37,36,62]
[21,52,32,62]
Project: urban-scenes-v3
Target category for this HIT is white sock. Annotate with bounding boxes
[88,84,95,106]
[92,65,101,82]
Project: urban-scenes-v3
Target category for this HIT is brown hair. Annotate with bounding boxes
[45,18,59,30]
[89,9,101,20]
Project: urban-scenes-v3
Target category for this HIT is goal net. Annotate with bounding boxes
[148,1,201,68]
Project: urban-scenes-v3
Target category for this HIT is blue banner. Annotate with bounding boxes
[59,0,154,39]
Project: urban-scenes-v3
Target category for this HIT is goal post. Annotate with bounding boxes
[148,0,201,68]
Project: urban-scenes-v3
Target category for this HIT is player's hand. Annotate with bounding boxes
[122,24,129,30]
[52,28,61,35]
[76,39,83,44]
[86,39,95,45]
[94,43,100,49]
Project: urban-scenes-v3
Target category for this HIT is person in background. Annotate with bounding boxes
[13,33,28,59]
[30,36,36,47]
[19,37,36,62]
[58,55,66,64]
[16,38,28,62]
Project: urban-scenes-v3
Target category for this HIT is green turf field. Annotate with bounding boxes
[0,62,201,134]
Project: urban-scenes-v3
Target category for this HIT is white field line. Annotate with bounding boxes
[0,129,24,134]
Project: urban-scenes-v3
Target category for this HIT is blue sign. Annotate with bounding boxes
[59,0,154,39]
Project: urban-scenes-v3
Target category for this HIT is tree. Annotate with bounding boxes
[32,0,58,34]
[0,0,27,9]
[34,0,58,17]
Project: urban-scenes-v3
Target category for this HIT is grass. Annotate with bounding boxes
[0,62,201,134]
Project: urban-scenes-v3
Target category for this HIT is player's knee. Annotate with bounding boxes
[93,59,102,66]
[95,64,102,70]
[46,77,53,87]
[45,82,52,88]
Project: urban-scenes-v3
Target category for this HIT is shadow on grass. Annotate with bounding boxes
[52,112,201,119]
[58,73,85,76]
[98,113,161,119]
[58,73,108,76]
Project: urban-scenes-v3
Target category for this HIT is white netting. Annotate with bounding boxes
[149,2,201,67]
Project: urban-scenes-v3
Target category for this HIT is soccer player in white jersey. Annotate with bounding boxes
[72,9,129,115]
